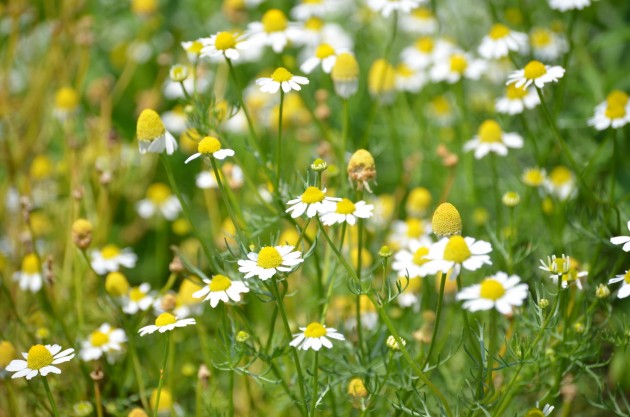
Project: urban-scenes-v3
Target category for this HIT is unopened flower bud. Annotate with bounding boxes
[348,377,368,398]
[538,298,549,309]
[105,272,130,297]
[502,191,520,207]
[169,64,189,82]
[236,331,250,343]
[347,149,376,192]
[386,335,406,351]
[378,245,393,258]
[595,284,610,299]
[311,158,328,172]
[72,218,93,250]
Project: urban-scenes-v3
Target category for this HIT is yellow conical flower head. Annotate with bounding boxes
[331,53,359,98]
[137,109,165,142]
[432,202,462,237]
[347,149,376,192]
[368,59,395,97]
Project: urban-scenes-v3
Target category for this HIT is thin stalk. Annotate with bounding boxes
[228,369,235,417]
[486,309,499,393]
[310,351,319,416]
[42,377,60,417]
[490,154,502,231]
[276,90,285,194]
[210,158,247,241]
[94,379,104,417]
[153,332,171,417]
[128,334,150,410]
[355,189,366,358]
[341,99,350,191]
[320,222,347,321]
[422,271,446,368]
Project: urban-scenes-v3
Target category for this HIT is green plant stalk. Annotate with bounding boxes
[228,369,235,417]
[310,351,319,417]
[341,99,349,191]
[210,158,247,241]
[490,154,502,231]
[153,332,171,417]
[94,379,104,417]
[423,271,446,368]
[128,334,150,410]
[276,90,285,194]
[42,376,60,417]
[320,222,347,322]
[355,189,366,359]
[486,309,499,393]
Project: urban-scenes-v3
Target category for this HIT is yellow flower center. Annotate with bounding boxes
[27,345,54,370]
[336,198,356,214]
[489,23,510,40]
[606,90,628,107]
[624,270,630,285]
[397,63,414,77]
[100,244,120,260]
[105,272,130,297]
[262,9,287,33]
[412,247,430,266]
[129,286,146,302]
[155,312,177,327]
[186,41,203,54]
[348,377,368,397]
[505,83,528,99]
[605,104,626,120]
[55,87,79,110]
[315,43,335,59]
[523,60,547,80]
[549,166,572,186]
[406,218,424,238]
[215,32,236,51]
[304,322,327,338]
[331,53,359,80]
[415,37,434,53]
[530,28,551,48]
[257,246,283,269]
[431,96,451,115]
[449,54,468,74]
[271,67,293,82]
[368,59,396,94]
[21,253,40,274]
[479,278,506,300]
[303,0,322,3]
[522,168,545,187]
[209,274,232,292]
[553,257,568,272]
[30,155,53,180]
[0,341,16,368]
[432,202,462,237]
[198,136,222,154]
[90,331,109,347]
[301,186,325,204]
[147,183,171,204]
[137,109,166,142]
[478,120,503,143]
[443,235,471,263]
[412,7,433,19]
[304,17,324,31]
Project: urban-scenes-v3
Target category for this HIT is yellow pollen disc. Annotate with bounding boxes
[412,7,433,18]
[100,244,120,260]
[137,109,166,142]
[257,246,283,269]
[21,253,40,274]
[262,9,288,33]
[480,278,506,300]
[489,23,510,40]
[506,83,528,99]
[368,59,396,94]
[215,32,236,50]
[530,29,551,48]
[105,272,129,296]
[301,186,325,204]
[198,136,222,154]
[304,17,324,31]
[406,218,424,238]
[412,247,430,266]
[187,41,203,54]
[605,104,626,120]
[522,168,545,186]
[553,257,567,272]
[26,345,53,370]
[397,64,414,77]
[315,43,335,59]
[606,90,629,107]
[331,53,359,80]
[147,183,171,204]
[431,96,450,115]
[304,322,327,338]
[549,166,572,186]
[415,37,434,53]
[155,312,177,327]
[129,287,146,302]
[432,202,462,237]
[90,331,109,347]
[443,235,471,263]
[336,198,356,214]
[523,60,547,80]
[55,87,79,110]
[209,274,232,292]
[449,54,468,74]
[624,271,630,284]
[271,67,293,82]
[478,120,503,143]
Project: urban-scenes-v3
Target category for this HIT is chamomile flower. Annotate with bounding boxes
[427,235,493,278]
[456,272,528,315]
[608,270,630,299]
[549,0,590,11]
[320,198,373,226]
[464,119,523,159]
[430,51,486,84]
[136,183,181,221]
[91,245,137,275]
[53,87,80,120]
[506,60,565,90]
[478,24,528,60]
[392,237,436,279]
[291,0,335,20]
[185,136,235,164]
[289,322,345,351]
[530,28,567,61]
[551,262,587,290]
[331,52,360,99]
[286,186,339,218]
[300,43,343,74]
[522,167,547,187]
[162,68,212,100]
[395,64,427,92]
[80,324,127,362]
[122,283,155,315]
[6,344,75,379]
[256,67,309,94]
[238,245,304,280]
[138,313,196,336]
[368,0,423,17]
[296,19,353,50]
[196,164,244,189]
[192,275,250,308]
[401,36,442,70]
[539,254,571,275]
[13,253,43,292]
[400,7,438,34]
[588,90,630,130]
[247,9,302,53]
[388,218,433,249]
[543,165,576,200]
[181,40,204,64]
[136,109,178,155]
[495,84,540,114]
[610,221,630,252]
[201,31,250,61]
[526,403,555,417]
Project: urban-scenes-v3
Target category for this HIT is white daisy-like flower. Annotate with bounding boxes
[401,36,447,71]
[530,28,567,61]
[300,43,345,74]
[136,109,178,155]
[181,39,204,64]
[478,24,528,60]
[495,83,540,115]
[295,19,354,50]
[201,31,250,61]
[13,253,43,292]
[427,235,493,278]
[539,254,571,275]
[90,244,137,275]
[6,344,75,380]
[400,7,438,34]
[464,119,524,159]
[392,237,436,279]
[549,0,590,11]
[320,198,373,226]
[291,0,335,20]
[256,67,310,94]
[136,183,181,221]
[551,265,587,290]
[588,90,630,130]
[285,186,339,218]
[608,270,630,299]
[506,60,565,90]
[387,218,433,250]
[456,272,528,315]
[247,9,302,53]
[611,221,630,252]
[122,283,155,315]
[367,0,423,17]
[395,64,427,92]
[138,312,196,336]
[238,245,304,281]
[543,165,576,200]
[289,322,345,351]
[196,164,244,189]
[430,51,486,84]
[192,275,250,308]
[184,136,235,164]
[80,324,127,362]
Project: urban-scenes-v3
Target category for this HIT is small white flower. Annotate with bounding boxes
[495,84,540,115]
[320,198,373,226]
[285,186,339,219]
[608,270,630,299]
[300,43,344,74]
[238,245,304,281]
[13,253,43,293]
[185,136,235,164]
[464,119,523,159]
[289,322,345,351]
[456,272,528,315]
[611,221,630,252]
[539,254,571,275]
[136,183,181,221]
[506,60,565,90]
[543,166,576,200]
[395,64,427,93]
[430,51,486,84]
[530,28,567,61]
[181,40,204,64]
[6,344,75,380]
[291,0,336,20]
[392,237,435,279]
[196,165,244,190]
[201,31,250,61]
[122,283,155,315]
[256,67,310,94]
[90,245,137,275]
[80,324,127,362]
[588,91,630,130]
[162,70,212,100]
[400,7,438,35]
[478,24,528,60]
[367,0,423,17]
[427,235,493,278]
[387,218,433,249]
[192,275,250,308]
[138,312,196,336]
[247,9,302,53]
[549,0,590,11]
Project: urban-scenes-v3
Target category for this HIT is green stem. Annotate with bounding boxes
[486,309,499,393]
[153,332,171,417]
[310,351,319,417]
[228,370,235,417]
[210,158,247,241]
[341,99,349,191]
[42,377,60,417]
[490,154,502,231]
[129,334,150,410]
[320,223,347,322]
[355,189,365,359]
[276,90,285,194]
[422,271,446,368]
